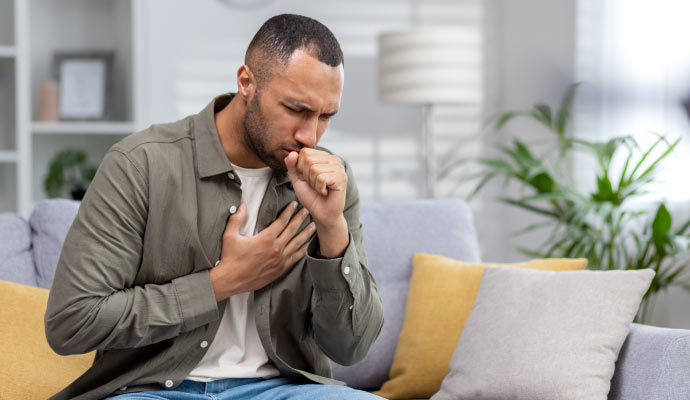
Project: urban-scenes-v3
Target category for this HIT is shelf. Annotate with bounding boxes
[32,121,135,135]
[0,0,14,50]
[0,46,16,58]
[0,162,17,213]
[0,151,17,163]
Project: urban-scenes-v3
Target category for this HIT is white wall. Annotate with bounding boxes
[478,0,576,263]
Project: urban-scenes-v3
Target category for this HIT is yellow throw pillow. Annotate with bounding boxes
[0,280,94,399]
[373,254,588,399]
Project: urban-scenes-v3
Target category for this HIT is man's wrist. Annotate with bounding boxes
[314,215,349,258]
[314,247,337,259]
[209,261,238,302]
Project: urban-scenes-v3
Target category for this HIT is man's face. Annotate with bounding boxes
[242,49,344,172]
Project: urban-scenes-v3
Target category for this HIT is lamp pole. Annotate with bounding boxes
[423,104,436,198]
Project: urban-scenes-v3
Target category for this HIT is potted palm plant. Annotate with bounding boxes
[446,83,690,323]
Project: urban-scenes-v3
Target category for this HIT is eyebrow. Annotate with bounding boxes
[285,99,339,117]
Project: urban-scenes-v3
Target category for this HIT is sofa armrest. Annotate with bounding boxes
[609,323,690,400]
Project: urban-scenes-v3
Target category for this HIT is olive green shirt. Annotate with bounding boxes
[44,93,384,400]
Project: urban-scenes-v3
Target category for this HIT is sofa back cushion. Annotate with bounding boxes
[609,323,690,400]
[0,213,36,286]
[331,199,481,390]
[29,199,80,289]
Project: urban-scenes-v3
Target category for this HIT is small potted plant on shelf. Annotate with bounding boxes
[44,148,98,201]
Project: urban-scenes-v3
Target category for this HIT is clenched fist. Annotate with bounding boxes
[284,148,346,225]
[284,148,349,258]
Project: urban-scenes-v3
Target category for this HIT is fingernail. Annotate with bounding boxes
[292,201,298,208]
[310,223,316,231]
[302,208,309,216]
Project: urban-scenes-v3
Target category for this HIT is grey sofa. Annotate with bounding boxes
[1,198,689,399]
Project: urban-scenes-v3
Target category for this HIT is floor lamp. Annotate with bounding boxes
[378,28,482,198]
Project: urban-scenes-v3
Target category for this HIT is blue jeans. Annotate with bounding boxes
[105,377,384,399]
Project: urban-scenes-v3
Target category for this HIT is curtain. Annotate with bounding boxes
[575,0,690,202]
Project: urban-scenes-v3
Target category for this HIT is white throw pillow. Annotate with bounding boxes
[431,267,654,400]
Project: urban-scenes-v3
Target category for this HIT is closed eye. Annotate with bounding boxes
[283,102,337,120]
[322,112,339,121]
[285,105,302,113]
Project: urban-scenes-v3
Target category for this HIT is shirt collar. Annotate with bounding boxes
[192,93,291,185]
[193,93,234,179]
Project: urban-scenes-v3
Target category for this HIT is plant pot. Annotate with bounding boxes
[70,185,86,201]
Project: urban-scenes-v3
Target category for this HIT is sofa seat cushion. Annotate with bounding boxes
[0,280,94,399]
[0,213,36,286]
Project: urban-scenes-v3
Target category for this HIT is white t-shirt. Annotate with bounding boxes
[186,163,281,381]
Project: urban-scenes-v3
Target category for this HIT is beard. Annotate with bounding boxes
[242,93,291,172]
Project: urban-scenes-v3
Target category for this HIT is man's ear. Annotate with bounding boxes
[237,65,256,100]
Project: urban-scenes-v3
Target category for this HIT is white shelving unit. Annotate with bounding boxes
[32,122,137,135]
[0,151,18,162]
[0,46,16,57]
[0,0,20,213]
[2,0,141,217]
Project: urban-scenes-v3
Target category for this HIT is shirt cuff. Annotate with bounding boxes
[307,233,360,291]
[172,270,219,332]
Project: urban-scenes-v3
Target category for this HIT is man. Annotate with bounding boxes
[45,14,384,400]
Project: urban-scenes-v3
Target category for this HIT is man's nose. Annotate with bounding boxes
[294,117,318,148]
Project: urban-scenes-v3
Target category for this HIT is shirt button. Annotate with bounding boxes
[228,205,237,214]
[164,380,174,388]
[120,386,128,391]
[343,266,351,275]
[349,305,353,310]
[227,172,235,180]
[214,260,220,266]
[200,340,208,348]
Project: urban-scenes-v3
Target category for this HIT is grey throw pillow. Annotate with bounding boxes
[431,267,654,400]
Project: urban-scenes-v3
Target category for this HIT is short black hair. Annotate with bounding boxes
[245,14,343,85]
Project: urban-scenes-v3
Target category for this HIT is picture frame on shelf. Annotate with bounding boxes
[53,51,114,120]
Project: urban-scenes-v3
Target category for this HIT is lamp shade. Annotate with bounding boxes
[378,28,482,105]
